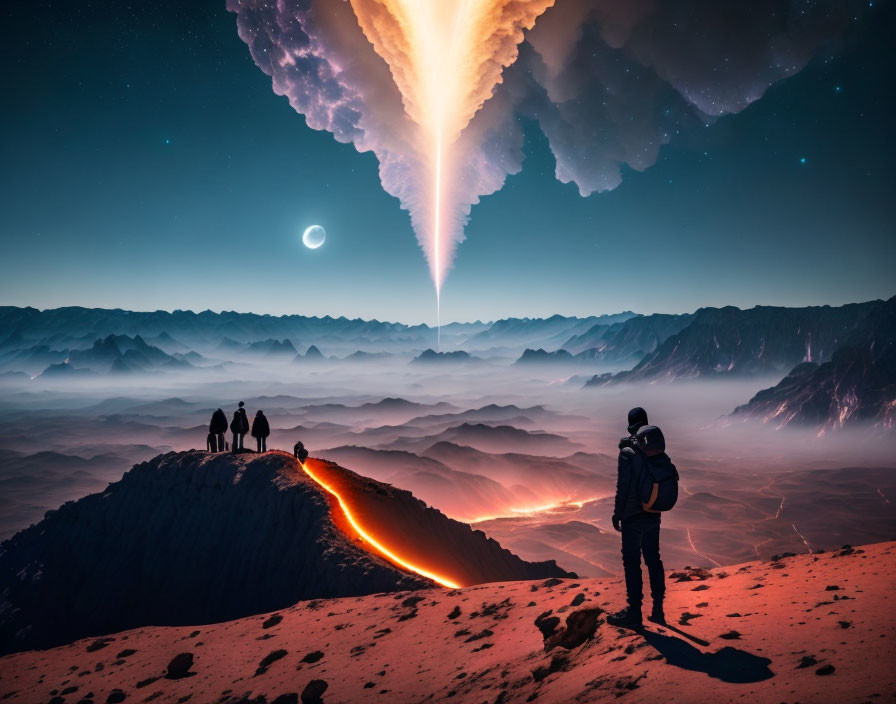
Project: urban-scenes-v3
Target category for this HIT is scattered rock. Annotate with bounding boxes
[825,585,841,591]
[373,628,391,639]
[464,629,493,643]
[838,621,852,629]
[300,679,328,704]
[531,654,569,682]
[166,653,195,680]
[816,664,836,676]
[534,612,560,640]
[300,651,324,664]
[256,649,287,675]
[86,638,114,653]
[263,614,283,629]
[692,585,710,592]
[679,612,702,626]
[570,593,585,607]
[447,606,461,620]
[106,690,126,703]
[116,649,137,658]
[719,631,741,640]
[401,596,425,608]
[796,655,819,669]
[725,613,742,618]
[545,608,603,651]
[271,695,299,704]
[135,677,158,689]
[542,578,563,588]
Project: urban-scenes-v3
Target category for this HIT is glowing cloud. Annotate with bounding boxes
[228,0,860,295]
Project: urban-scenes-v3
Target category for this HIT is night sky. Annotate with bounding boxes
[1,1,893,324]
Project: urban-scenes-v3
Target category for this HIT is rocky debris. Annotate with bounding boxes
[447,606,461,620]
[678,612,702,626]
[544,608,603,651]
[165,653,194,679]
[796,655,819,669]
[270,695,299,704]
[691,584,710,591]
[670,567,713,582]
[570,593,585,607]
[534,612,561,639]
[300,679,328,704]
[531,654,570,683]
[262,614,283,629]
[816,664,836,676]
[115,649,136,658]
[256,649,287,675]
[300,651,324,664]
[719,631,741,640]
[542,578,563,588]
[464,629,493,643]
[85,638,114,653]
[106,690,126,703]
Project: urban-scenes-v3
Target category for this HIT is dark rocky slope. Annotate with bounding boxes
[730,296,895,431]
[588,297,893,385]
[0,450,569,655]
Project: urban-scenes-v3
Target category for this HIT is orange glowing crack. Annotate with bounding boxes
[298,460,461,589]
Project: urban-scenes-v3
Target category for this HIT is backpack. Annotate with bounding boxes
[634,425,679,512]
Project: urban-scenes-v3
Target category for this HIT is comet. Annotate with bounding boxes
[348,0,553,328]
[298,458,462,589]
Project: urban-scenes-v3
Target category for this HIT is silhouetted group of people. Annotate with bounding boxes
[207,402,269,453]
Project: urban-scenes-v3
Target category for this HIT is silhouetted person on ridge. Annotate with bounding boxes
[252,410,270,452]
[293,440,308,464]
[230,410,244,452]
[607,407,669,629]
[208,408,228,453]
[237,401,250,448]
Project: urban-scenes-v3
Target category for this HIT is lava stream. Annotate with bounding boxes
[298,459,461,589]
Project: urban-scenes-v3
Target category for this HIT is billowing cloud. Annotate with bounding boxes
[227,0,860,292]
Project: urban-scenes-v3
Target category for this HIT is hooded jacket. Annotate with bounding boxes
[251,412,270,438]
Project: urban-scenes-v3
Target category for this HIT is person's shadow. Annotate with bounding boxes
[641,629,774,684]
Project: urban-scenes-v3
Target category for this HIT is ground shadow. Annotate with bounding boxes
[642,630,774,683]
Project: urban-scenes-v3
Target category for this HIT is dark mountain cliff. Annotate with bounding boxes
[588,298,893,385]
[0,450,569,655]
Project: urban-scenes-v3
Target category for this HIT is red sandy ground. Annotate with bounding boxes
[1,542,893,704]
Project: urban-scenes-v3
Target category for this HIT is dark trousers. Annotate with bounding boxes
[232,433,243,450]
[621,513,664,611]
[215,433,225,452]
[256,437,267,452]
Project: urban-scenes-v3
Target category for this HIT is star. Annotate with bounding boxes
[800,157,807,164]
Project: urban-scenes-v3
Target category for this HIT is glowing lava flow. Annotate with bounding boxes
[298,460,461,589]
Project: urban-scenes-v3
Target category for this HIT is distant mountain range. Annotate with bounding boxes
[585,297,894,385]
[1,299,894,433]
[730,297,896,432]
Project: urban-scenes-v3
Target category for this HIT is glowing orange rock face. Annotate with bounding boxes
[300,458,463,589]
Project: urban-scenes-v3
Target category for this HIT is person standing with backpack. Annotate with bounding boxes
[251,410,270,452]
[607,407,679,629]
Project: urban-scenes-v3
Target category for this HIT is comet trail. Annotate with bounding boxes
[349,0,553,333]
[298,458,462,589]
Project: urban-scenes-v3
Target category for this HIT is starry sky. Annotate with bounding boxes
[1,1,893,325]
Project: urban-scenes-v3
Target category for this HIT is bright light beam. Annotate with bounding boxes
[298,459,462,589]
